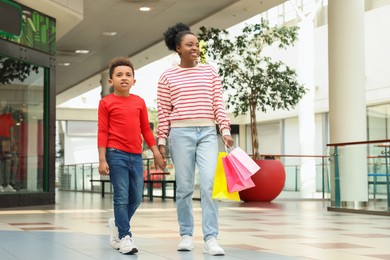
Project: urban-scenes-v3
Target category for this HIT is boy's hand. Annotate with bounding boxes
[154,153,167,170]
[98,161,110,175]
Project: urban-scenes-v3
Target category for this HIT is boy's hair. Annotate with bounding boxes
[108,57,135,79]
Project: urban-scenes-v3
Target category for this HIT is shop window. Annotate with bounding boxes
[0,56,44,193]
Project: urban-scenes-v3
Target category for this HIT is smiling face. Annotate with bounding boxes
[109,65,136,96]
[176,33,200,67]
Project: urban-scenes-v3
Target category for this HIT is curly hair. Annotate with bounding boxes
[108,57,135,79]
[163,22,195,52]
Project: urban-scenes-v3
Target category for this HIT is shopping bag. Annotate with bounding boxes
[229,146,261,180]
[212,152,241,201]
[222,155,255,193]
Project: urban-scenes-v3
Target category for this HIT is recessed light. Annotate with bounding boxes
[58,62,70,66]
[139,6,151,12]
[75,50,89,54]
[102,31,117,36]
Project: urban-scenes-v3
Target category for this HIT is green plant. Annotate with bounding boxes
[0,57,39,85]
[198,18,307,160]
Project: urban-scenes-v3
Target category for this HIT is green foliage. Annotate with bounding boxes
[0,57,40,85]
[198,18,307,117]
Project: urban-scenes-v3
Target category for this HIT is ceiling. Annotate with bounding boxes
[16,0,286,105]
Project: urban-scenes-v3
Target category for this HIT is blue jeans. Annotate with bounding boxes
[106,148,143,239]
[168,126,219,241]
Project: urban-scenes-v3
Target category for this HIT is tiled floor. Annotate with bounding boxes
[0,191,390,260]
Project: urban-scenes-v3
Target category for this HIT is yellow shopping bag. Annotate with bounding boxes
[212,152,241,202]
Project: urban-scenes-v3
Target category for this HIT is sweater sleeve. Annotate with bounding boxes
[97,99,109,148]
[157,73,172,146]
[211,66,231,135]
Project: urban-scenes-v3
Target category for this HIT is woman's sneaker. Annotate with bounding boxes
[177,235,193,251]
[119,235,138,254]
[204,238,225,256]
[108,218,120,249]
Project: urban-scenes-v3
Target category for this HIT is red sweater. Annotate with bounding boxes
[98,93,156,154]
[0,113,14,138]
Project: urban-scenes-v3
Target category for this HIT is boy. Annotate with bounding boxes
[98,57,165,254]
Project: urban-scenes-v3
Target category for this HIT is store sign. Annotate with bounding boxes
[0,0,22,38]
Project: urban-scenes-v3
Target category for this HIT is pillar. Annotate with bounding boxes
[328,0,368,207]
[100,71,111,98]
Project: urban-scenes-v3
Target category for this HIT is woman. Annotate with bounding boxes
[157,23,234,256]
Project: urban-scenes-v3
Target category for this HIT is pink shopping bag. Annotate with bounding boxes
[229,146,261,180]
[222,155,255,193]
[212,152,241,202]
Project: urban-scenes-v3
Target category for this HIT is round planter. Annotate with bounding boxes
[239,159,286,202]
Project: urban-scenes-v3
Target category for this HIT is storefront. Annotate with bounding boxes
[0,0,56,207]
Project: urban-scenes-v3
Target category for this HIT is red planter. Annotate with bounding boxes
[239,159,286,202]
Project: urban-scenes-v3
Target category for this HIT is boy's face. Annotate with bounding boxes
[109,65,136,96]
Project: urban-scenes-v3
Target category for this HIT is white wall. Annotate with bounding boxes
[64,121,98,165]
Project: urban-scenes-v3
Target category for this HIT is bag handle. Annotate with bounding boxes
[224,145,232,153]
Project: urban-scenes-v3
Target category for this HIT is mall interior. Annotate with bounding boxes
[1,0,390,259]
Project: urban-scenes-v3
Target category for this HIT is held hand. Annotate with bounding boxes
[154,153,167,170]
[223,135,234,148]
[158,145,166,160]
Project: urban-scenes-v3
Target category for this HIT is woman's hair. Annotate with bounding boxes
[108,57,135,79]
[163,22,195,51]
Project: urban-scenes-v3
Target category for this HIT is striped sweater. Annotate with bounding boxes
[157,64,231,146]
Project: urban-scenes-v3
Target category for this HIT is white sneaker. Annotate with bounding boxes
[0,186,4,192]
[204,237,225,256]
[108,218,120,250]
[119,235,138,254]
[177,235,193,251]
[4,185,16,192]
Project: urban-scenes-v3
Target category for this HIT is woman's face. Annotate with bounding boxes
[176,34,200,65]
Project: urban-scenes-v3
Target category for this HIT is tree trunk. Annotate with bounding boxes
[249,98,259,160]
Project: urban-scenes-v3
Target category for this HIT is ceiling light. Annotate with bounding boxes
[102,31,117,36]
[139,6,151,12]
[75,49,89,54]
[58,62,70,66]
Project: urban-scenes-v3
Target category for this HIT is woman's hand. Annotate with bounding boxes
[222,135,234,148]
[158,145,166,160]
[154,153,167,170]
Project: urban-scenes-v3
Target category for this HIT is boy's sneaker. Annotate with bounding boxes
[108,218,120,250]
[177,235,193,251]
[4,185,16,192]
[119,235,138,254]
[204,237,225,256]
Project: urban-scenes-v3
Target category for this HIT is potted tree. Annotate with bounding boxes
[198,18,307,201]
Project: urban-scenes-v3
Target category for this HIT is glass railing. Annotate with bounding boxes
[56,150,389,204]
[56,155,331,200]
[276,155,330,199]
[328,139,390,211]
[56,157,175,198]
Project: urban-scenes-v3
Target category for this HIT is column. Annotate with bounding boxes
[328,0,368,207]
[100,71,111,98]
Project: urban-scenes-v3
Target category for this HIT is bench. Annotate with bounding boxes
[143,170,176,201]
[90,171,176,200]
[90,178,111,198]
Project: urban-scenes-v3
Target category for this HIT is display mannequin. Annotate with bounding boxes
[0,100,17,192]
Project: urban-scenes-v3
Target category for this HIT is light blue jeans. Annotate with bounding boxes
[168,126,219,241]
[106,148,143,239]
